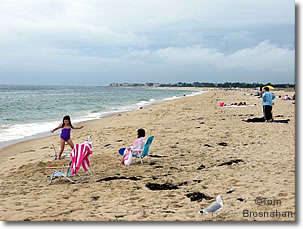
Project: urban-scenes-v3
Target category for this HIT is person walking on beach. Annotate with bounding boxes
[262,87,276,122]
[50,115,84,159]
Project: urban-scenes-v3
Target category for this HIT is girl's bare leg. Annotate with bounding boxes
[121,155,125,165]
[58,138,65,159]
[67,138,74,149]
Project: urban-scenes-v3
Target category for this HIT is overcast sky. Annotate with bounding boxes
[0,0,295,85]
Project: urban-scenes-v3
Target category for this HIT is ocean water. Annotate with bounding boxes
[0,85,202,147]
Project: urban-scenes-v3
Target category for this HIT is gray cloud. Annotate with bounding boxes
[0,0,295,85]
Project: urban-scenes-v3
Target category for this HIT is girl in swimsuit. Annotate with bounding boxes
[50,115,84,159]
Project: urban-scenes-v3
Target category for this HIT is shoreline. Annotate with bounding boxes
[0,89,209,173]
[0,87,206,150]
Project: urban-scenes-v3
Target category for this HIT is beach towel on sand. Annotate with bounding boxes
[70,141,93,175]
[121,137,145,166]
[122,149,132,166]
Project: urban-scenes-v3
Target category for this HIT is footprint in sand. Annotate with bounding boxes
[23,149,36,153]
[226,189,235,194]
[163,210,175,214]
[197,164,206,170]
[217,142,228,146]
[155,166,163,169]
[278,192,288,197]
[91,196,100,201]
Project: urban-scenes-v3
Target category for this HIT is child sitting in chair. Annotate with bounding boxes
[120,129,146,166]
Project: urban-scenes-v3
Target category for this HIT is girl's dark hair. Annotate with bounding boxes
[137,128,145,138]
[61,115,73,128]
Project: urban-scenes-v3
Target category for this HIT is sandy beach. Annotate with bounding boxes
[0,88,295,221]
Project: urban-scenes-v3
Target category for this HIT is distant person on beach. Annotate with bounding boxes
[255,86,263,96]
[50,115,84,159]
[262,87,276,122]
[120,128,146,166]
[283,95,291,100]
[220,102,248,107]
[237,102,246,106]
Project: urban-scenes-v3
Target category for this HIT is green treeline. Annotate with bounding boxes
[159,82,295,88]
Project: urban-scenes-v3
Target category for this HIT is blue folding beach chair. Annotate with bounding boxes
[46,136,93,184]
[131,136,154,164]
[46,160,75,184]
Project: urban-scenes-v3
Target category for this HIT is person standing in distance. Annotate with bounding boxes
[262,87,276,122]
